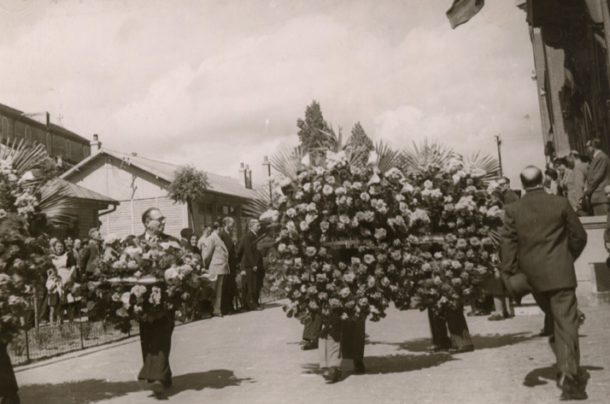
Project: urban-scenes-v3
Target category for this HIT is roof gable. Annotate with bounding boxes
[61,148,257,200]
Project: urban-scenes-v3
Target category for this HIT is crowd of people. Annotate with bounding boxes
[2,147,606,402]
[544,139,610,216]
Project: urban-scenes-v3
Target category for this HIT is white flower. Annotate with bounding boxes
[104,234,120,245]
[301,154,311,166]
[424,180,433,189]
[452,174,461,184]
[121,292,131,309]
[323,184,334,195]
[260,209,279,222]
[400,181,414,194]
[367,151,378,165]
[164,266,180,283]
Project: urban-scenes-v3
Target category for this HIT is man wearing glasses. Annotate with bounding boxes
[136,207,178,394]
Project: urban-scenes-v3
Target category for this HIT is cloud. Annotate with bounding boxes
[0,0,546,190]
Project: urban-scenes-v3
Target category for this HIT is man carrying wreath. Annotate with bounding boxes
[136,207,179,394]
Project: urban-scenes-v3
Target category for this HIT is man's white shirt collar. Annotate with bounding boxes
[594,149,601,158]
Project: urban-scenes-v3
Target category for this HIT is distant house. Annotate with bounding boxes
[0,102,92,167]
[42,179,120,240]
[60,145,258,240]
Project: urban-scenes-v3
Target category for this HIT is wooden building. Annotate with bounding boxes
[60,147,257,240]
[42,179,120,240]
[0,102,92,167]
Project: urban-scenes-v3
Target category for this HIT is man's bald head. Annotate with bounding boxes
[520,165,543,189]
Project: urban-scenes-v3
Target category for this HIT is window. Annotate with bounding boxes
[65,140,71,159]
[83,145,90,157]
[25,126,32,141]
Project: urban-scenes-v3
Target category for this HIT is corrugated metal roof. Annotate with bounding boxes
[61,148,257,200]
[52,179,119,204]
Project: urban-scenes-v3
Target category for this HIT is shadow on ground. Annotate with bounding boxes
[302,352,456,379]
[367,332,533,353]
[19,370,253,403]
[523,365,604,387]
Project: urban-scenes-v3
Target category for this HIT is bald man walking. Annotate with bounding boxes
[501,166,589,401]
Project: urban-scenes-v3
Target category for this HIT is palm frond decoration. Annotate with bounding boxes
[0,138,53,192]
[39,180,80,229]
[270,147,305,182]
[401,139,455,175]
[464,151,500,182]
[242,186,272,219]
[375,140,401,174]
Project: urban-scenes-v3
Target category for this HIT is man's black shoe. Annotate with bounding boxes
[353,360,366,374]
[322,366,341,383]
[150,380,165,395]
[449,345,475,354]
[301,341,318,351]
[426,345,450,353]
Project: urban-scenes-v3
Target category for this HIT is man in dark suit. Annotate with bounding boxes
[237,219,264,311]
[218,217,238,314]
[135,207,179,395]
[585,139,610,215]
[80,228,103,274]
[501,166,589,400]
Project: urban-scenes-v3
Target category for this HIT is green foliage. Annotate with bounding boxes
[296,100,333,153]
[168,165,210,204]
[347,122,374,153]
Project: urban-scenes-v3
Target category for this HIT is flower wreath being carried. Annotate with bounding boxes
[79,234,215,333]
[266,150,425,324]
[401,152,505,315]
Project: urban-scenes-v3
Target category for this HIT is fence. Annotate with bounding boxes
[8,288,284,367]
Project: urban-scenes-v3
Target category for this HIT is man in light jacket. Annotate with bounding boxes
[203,222,230,317]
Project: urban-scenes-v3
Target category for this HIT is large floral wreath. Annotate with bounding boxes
[259,142,504,324]
[79,235,215,333]
[400,156,505,314]
[266,151,429,323]
[0,150,53,343]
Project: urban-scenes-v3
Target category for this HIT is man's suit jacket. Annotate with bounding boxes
[136,232,178,244]
[586,150,610,205]
[218,229,237,274]
[237,231,264,273]
[203,232,230,276]
[567,162,588,211]
[80,240,101,274]
[501,188,587,293]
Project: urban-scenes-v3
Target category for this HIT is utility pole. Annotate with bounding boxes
[495,134,503,177]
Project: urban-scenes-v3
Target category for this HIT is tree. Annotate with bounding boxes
[168,165,210,229]
[347,122,374,153]
[296,100,332,153]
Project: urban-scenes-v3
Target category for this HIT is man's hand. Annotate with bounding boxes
[253,266,258,272]
[240,271,246,276]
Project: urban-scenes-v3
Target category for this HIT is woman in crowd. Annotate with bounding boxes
[49,238,78,322]
[190,233,201,256]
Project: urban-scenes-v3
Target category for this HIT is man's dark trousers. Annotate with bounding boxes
[533,288,580,376]
[138,315,174,385]
[303,313,323,342]
[0,342,18,399]
[428,306,473,349]
[242,267,260,310]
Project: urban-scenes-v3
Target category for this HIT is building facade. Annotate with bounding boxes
[521,0,610,158]
[0,102,91,167]
[60,147,257,240]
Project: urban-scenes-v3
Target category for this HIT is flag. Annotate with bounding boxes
[446,0,485,29]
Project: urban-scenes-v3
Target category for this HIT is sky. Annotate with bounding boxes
[0,0,545,189]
